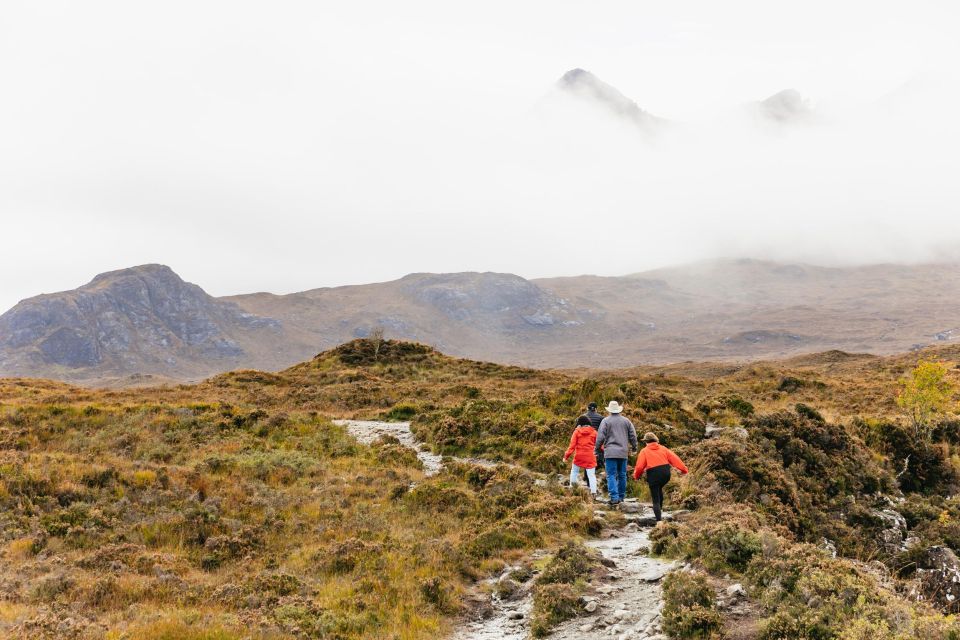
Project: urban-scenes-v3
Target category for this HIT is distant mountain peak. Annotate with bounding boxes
[0,264,279,379]
[555,67,662,129]
[756,89,813,123]
[90,263,178,283]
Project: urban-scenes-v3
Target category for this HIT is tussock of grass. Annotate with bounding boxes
[529,541,603,636]
[661,572,723,639]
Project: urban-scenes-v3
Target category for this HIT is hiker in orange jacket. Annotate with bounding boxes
[632,432,688,522]
[563,415,598,495]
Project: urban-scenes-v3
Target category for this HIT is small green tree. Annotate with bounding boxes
[897,359,956,442]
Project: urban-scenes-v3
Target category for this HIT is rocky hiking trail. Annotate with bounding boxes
[452,506,680,640]
[336,420,679,640]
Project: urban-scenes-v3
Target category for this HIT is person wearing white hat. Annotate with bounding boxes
[594,400,638,506]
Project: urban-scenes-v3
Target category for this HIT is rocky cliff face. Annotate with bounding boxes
[401,272,584,329]
[0,264,280,380]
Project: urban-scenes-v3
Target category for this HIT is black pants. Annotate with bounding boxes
[646,464,671,521]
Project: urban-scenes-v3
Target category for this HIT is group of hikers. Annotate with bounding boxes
[563,401,688,521]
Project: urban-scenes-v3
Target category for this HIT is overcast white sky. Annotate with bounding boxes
[2,0,959,312]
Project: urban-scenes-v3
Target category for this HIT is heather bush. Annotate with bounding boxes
[661,572,723,639]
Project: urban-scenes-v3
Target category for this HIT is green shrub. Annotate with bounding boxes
[696,523,763,572]
[858,419,959,494]
[760,609,831,640]
[405,482,476,515]
[725,395,755,417]
[419,576,457,613]
[778,377,806,393]
[527,541,601,636]
[538,542,597,585]
[383,403,417,421]
[466,526,533,559]
[795,403,825,423]
[661,572,723,639]
[530,583,581,637]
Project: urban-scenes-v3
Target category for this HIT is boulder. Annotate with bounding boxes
[908,545,960,613]
[704,422,749,439]
[820,538,838,558]
[872,508,909,554]
[619,499,643,514]
[726,583,747,599]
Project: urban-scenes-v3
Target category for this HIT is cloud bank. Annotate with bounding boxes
[1,0,958,312]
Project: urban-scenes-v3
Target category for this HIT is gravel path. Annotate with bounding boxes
[548,513,677,639]
[334,419,444,475]
[336,420,677,639]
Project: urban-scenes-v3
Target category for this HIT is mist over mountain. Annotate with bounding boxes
[753,89,814,123]
[554,68,665,130]
[3,259,960,384]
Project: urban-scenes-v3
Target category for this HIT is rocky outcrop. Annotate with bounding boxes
[873,507,910,554]
[704,422,749,439]
[908,545,960,613]
[402,272,585,333]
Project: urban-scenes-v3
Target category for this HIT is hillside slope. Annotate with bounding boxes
[5,340,960,639]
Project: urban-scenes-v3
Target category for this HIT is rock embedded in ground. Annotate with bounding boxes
[726,583,747,599]
[908,545,960,613]
[871,506,909,553]
[640,567,671,582]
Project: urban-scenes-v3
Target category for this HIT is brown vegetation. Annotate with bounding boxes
[4,338,960,638]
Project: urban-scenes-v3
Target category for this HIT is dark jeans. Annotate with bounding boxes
[605,458,628,502]
[646,464,671,521]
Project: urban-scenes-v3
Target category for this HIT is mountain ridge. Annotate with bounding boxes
[3,258,960,383]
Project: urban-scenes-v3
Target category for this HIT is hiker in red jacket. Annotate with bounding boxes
[563,415,598,495]
[632,432,688,521]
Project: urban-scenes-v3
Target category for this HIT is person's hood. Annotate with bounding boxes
[578,425,596,432]
[645,442,661,450]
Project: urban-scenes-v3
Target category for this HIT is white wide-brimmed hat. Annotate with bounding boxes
[606,401,623,414]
